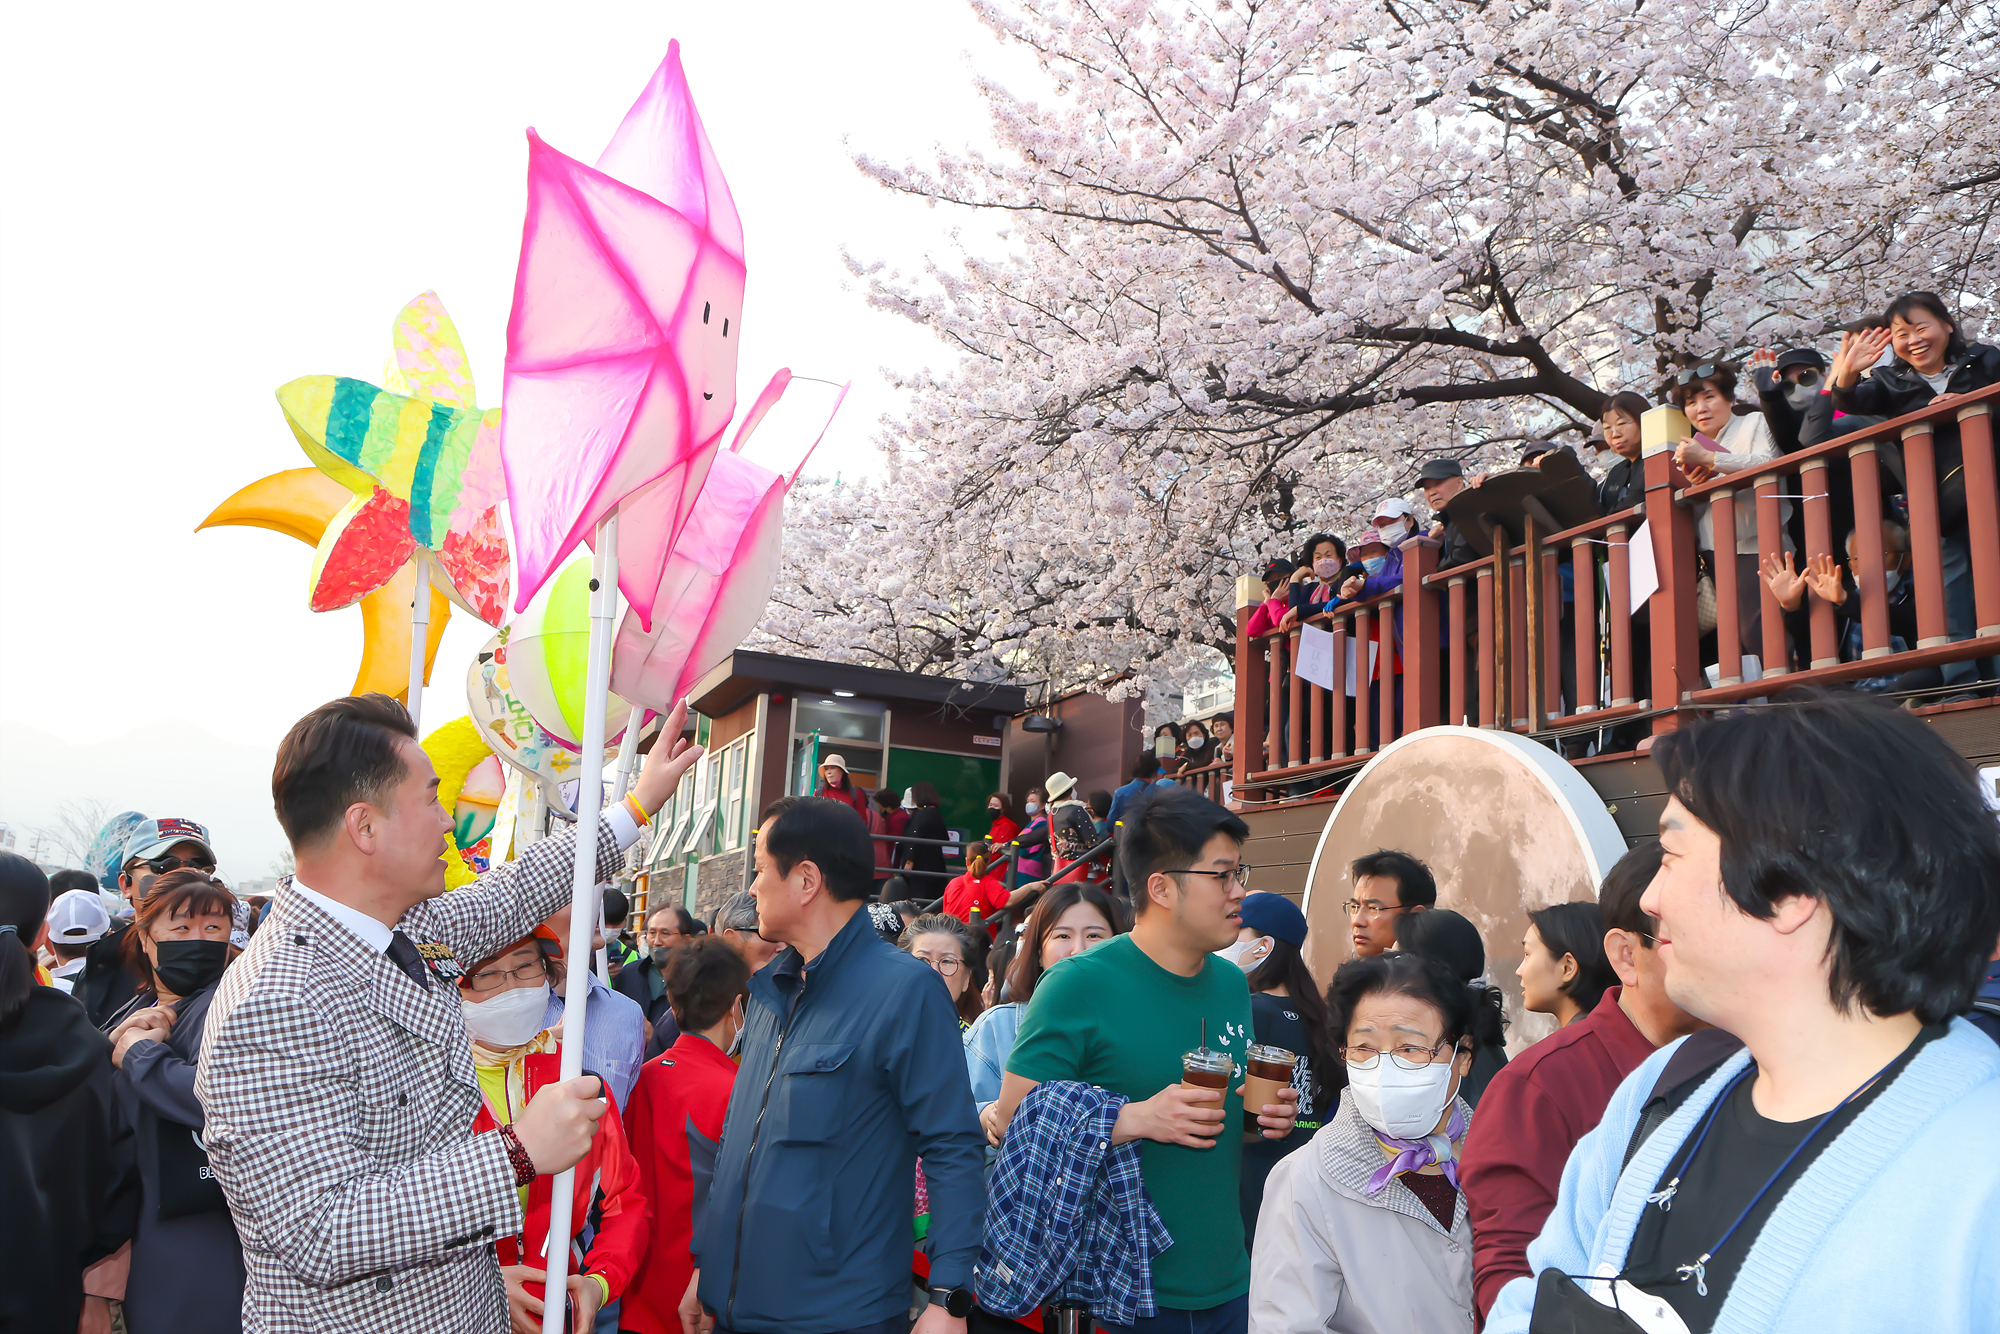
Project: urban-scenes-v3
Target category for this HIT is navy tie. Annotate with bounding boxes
[386,931,432,991]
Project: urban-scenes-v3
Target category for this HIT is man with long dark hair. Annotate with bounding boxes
[1487,693,2000,1333]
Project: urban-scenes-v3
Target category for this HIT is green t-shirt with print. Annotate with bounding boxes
[1005,933,1254,1310]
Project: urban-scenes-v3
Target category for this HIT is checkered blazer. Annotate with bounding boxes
[194,820,623,1334]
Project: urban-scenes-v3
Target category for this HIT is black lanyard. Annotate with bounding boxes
[1644,1050,1902,1297]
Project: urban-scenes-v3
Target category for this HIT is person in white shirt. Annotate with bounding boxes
[43,883,111,994]
[1670,361,1790,650]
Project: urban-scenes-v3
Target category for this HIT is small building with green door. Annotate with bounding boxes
[635,650,1027,922]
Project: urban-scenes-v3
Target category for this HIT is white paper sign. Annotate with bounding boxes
[1296,625,1336,690]
[1628,520,1659,609]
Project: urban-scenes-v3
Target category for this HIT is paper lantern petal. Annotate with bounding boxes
[384,291,479,408]
[310,488,416,612]
[501,49,745,615]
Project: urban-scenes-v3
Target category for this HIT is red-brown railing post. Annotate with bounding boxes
[1266,621,1284,768]
[1798,460,1838,669]
[1308,673,1327,766]
[1477,563,1497,727]
[1508,550,1530,730]
[1646,446,1702,734]
[1958,404,2000,637]
[1608,521,1635,706]
[1234,577,1264,790]
[1903,422,1950,647]
[1573,535,1598,712]
[1287,628,1306,769]
[1354,606,1375,754]
[1542,544,1563,722]
[1523,513,1545,732]
[1380,594,1400,744]
[1330,616,1349,758]
[1847,439,1892,657]
[1403,545,1441,731]
[1713,488,1743,683]
[1448,575,1470,725]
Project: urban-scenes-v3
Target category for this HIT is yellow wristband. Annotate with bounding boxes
[624,792,650,826]
[589,1272,611,1306]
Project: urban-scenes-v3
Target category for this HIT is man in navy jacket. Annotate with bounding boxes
[686,797,984,1334]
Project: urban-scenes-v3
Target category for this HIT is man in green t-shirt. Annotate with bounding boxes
[994,785,1300,1333]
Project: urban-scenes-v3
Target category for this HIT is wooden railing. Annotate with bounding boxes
[1232,382,2000,800]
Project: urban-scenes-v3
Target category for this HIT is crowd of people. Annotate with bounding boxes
[1246,291,2000,760]
[4,683,1999,1334]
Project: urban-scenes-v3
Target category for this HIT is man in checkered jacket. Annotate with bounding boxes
[194,694,701,1334]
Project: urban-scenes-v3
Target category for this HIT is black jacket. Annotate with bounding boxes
[612,956,676,1056]
[0,989,140,1332]
[1832,344,2000,527]
[899,806,949,879]
[1596,457,1645,515]
[78,921,140,1029]
[115,984,246,1334]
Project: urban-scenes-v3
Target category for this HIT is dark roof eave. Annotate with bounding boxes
[687,650,1028,718]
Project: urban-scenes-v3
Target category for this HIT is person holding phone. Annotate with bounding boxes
[1669,361,1786,648]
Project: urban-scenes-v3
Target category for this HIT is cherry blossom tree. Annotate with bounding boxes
[759,0,2000,693]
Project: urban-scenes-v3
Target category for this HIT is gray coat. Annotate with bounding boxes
[1250,1095,1477,1333]
[116,983,246,1334]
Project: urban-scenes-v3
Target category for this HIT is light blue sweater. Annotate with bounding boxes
[965,1001,1023,1110]
[1486,1018,2000,1334]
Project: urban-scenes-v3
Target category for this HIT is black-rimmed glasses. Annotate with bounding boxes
[1166,865,1252,888]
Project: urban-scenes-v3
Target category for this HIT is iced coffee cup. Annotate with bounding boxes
[1242,1042,1297,1131]
[1181,1047,1234,1097]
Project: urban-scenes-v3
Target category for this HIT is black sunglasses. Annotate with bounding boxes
[140,854,215,875]
[1672,362,1724,385]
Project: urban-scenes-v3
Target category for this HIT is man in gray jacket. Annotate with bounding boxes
[196,693,700,1334]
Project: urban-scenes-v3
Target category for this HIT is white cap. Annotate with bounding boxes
[821,754,849,772]
[1373,497,1418,521]
[46,889,112,944]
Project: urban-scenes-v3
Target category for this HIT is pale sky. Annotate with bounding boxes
[0,1,1034,763]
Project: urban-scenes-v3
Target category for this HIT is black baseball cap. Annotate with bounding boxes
[1261,557,1297,584]
[1775,348,1828,374]
[1418,458,1464,482]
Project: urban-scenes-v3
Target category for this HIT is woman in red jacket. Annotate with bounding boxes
[941,842,1010,928]
[811,754,872,819]
[618,937,751,1334]
[460,930,649,1334]
[983,793,1021,847]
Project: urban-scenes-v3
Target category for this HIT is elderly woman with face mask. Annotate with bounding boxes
[462,927,649,1334]
[1250,952,1481,1334]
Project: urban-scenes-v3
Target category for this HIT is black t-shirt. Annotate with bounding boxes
[1624,1024,1944,1332]
[1240,991,1340,1247]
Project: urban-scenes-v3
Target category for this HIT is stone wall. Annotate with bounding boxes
[644,848,750,925]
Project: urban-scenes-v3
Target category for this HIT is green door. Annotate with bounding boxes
[885,749,1001,845]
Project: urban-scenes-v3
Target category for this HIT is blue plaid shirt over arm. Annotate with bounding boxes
[974,1081,1172,1326]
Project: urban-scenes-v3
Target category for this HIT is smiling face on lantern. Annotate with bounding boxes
[669,245,746,449]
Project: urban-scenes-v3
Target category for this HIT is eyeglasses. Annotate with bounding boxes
[1341,1038,1455,1071]
[1672,362,1723,385]
[465,958,549,993]
[1342,898,1409,919]
[913,952,963,977]
[643,929,685,945]
[140,855,216,876]
[1166,865,1252,888]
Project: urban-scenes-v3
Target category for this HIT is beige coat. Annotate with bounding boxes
[1249,1096,1477,1334]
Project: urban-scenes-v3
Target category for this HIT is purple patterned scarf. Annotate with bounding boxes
[1364,1102,1470,1196]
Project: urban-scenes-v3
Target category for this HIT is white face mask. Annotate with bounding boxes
[1344,1051,1459,1140]
[461,982,551,1048]
[1213,936,1272,973]
[1376,518,1412,542]
[1023,801,1041,816]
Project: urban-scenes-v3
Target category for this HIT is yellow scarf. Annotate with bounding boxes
[469,1029,557,1124]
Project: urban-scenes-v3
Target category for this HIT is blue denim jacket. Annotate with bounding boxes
[694,904,985,1333]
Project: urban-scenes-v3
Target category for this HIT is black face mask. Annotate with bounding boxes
[153,939,229,996]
